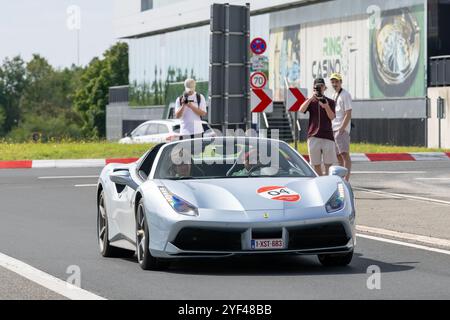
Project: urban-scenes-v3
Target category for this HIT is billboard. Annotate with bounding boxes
[300,18,370,100]
[369,5,425,98]
[268,4,426,101]
[269,25,301,101]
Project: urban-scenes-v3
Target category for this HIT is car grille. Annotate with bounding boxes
[287,223,350,250]
[173,228,243,251]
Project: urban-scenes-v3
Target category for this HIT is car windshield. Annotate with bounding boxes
[154,137,316,180]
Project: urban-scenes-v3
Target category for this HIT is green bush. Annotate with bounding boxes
[7,114,83,142]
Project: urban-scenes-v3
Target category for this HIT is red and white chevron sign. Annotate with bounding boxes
[286,88,307,112]
[251,89,273,113]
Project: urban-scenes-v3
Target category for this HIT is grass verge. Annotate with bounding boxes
[0,142,153,161]
[0,141,448,161]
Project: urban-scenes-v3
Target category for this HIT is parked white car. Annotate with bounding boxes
[119,120,215,144]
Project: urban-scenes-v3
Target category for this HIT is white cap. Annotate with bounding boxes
[184,78,196,93]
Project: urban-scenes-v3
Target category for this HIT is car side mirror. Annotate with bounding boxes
[329,166,348,179]
[110,170,138,190]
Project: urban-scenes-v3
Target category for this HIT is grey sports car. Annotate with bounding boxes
[97,137,356,270]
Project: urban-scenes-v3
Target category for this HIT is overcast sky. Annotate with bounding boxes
[0,0,116,68]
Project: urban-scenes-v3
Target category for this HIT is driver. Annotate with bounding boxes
[232,149,263,177]
[168,148,192,178]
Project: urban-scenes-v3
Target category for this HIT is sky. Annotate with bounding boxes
[0,0,116,68]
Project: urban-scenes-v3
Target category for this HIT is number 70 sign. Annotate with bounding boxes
[250,72,267,89]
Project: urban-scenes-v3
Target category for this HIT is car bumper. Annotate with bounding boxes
[148,208,356,259]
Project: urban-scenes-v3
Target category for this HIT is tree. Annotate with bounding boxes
[74,42,129,138]
[0,56,27,134]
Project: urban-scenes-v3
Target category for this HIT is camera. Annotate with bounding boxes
[314,85,327,104]
[182,93,194,105]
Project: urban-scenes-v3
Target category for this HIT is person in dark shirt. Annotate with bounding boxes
[299,78,337,176]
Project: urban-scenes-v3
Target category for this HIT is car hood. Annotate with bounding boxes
[161,177,341,211]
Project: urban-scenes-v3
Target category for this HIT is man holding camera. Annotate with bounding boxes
[299,78,337,176]
[330,73,352,181]
[175,78,207,139]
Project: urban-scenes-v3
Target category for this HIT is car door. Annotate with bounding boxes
[156,124,170,143]
[117,144,164,243]
[139,124,159,143]
[132,124,150,144]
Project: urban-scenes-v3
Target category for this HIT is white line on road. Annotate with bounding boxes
[39,176,99,180]
[415,178,450,181]
[0,252,106,300]
[357,226,450,249]
[353,171,426,174]
[75,184,97,188]
[355,187,450,206]
[357,234,450,256]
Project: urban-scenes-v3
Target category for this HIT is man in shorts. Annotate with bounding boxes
[330,73,353,181]
[299,78,337,176]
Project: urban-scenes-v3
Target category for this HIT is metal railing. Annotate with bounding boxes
[109,85,129,104]
[429,56,450,87]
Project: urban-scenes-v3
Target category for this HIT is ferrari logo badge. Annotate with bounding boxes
[263,213,269,219]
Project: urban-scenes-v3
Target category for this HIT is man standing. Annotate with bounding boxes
[175,78,207,139]
[330,73,352,181]
[299,78,337,176]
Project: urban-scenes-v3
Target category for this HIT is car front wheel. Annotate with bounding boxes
[136,200,169,271]
[318,250,354,267]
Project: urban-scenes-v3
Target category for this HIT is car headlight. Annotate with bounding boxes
[326,183,345,213]
[159,187,198,216]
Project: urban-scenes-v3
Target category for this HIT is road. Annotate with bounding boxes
[0,162,450,300]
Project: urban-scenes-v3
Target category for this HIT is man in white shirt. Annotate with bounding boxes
[175,78,207,139]
[330,73,352,181]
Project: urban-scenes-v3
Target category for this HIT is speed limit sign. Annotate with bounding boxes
[250,72,267,89]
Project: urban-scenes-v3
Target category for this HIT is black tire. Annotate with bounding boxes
[136,199,169,271]
[318,250,354,267]
[98,191,134,258]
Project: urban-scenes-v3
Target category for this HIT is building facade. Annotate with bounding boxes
[109,0,450,148]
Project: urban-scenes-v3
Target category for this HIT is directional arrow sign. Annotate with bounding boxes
[251,89,273,113]
[287,88,308,112]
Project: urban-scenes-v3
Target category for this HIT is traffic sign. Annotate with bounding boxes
[250,55,267,72]
[250,38,267,55]
[251,89,273,113]
[286,88,308,112]
[250,72,267,89]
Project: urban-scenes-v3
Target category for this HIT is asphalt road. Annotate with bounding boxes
[0,162,450,300]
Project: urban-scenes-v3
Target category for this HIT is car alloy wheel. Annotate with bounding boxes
[98,193,108,253]
[136,203,147,265]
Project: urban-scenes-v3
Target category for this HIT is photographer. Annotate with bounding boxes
[299,78,337,176]
[175,78,207,139]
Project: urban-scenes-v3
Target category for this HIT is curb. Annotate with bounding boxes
[0,158,138,170]
[0,153,449,170]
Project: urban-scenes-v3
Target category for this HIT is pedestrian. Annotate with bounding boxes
[330,73,352,181]
[299,78,337,176]
[174,78,207,140]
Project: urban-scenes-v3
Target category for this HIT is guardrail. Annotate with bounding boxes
[429,56,450,87]
[109,85,129,104]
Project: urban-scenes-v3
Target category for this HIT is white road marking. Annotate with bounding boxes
[39,176,99,180]
[75,184,97,188]
[357,234,450,256]
[415,178,450,181]
[357,226,450,249]
[355,187,450,206]
[0,252,106,300]
[353,171,426,174]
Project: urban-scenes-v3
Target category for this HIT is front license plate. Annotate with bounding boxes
[251,239,284,250]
